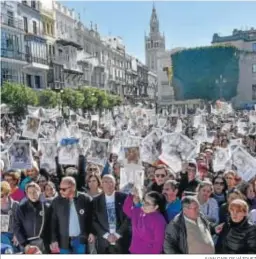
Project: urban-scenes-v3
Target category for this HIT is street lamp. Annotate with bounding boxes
[215,74,227,100]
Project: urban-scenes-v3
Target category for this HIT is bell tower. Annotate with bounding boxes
[145,3,165,72]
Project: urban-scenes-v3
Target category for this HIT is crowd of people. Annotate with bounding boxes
[1,102,256,254]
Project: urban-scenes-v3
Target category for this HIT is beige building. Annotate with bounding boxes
[212,28,256,107]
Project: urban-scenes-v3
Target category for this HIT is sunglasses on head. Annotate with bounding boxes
[155,174,165,178]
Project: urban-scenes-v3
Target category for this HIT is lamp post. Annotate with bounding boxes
[215,74,227,100]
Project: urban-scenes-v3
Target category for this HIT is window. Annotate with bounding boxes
[6,37,13,50]
[253,43,256,52]
[252,85,256,100]
[7,11,14,27]
[33,21,37,34]
[23,17,28,32]
[31,0,36,9]
[26,74,32,87]
[46,23,50,34]
[35,76,41,88]
[43,22,46,34]
[253,64,256,73]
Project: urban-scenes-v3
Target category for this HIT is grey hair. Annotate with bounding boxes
[102,174,116,184]
[61,176,76,187]
[181,196,199,209]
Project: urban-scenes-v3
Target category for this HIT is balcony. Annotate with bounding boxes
[1,48,28,63]
[25,34,46,47]
[63,63,83,75]
[56,32,83,50]
[23,54,49,70]
[0,13,24,31]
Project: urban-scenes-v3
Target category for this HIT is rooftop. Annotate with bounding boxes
[212,28,256,43]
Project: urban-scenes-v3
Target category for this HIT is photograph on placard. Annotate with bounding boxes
[8,141,32,169]
[123,146,141,166]
[87,138,109,166]
[213,147,231,172]
[39,140,57,171]
[1,150,10,171]
[80,131,92,154]
[1,214,10,232]
[22,116,41,139]
[58,138,79,165]
[39,120,56,139]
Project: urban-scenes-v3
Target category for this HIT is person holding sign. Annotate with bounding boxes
[1,181,19,251]
[123,188,166,254]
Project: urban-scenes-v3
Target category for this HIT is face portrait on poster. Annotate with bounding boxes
[23,116,41,139]
[58,138,79,165]
[39,140,57,171]
[124,146,141,166]
[88,138,109,166]
[39,121,55,139]
[8,141,32,169]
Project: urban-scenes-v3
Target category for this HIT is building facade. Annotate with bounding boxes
[212,28,256,107]
[148,71,157,100]
[19,0,49,89]
[144,4,173,105]
[1,1,27,85]
[1,0,152,97]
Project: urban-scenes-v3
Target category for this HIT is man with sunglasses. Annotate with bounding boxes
[147,165,168,194]
[50,176,94,254]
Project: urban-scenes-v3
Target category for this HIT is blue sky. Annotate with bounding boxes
[62,1,256,62]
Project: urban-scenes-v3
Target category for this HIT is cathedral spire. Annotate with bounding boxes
[150,2,159,34]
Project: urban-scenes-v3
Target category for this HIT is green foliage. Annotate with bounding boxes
[171,45,239,101]
[1,81,38,116]
[37,89,60,108]
[1,82,123,115]
[61,88,84,111]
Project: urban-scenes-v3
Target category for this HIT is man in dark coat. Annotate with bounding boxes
[92,174,131,254]
[50,176,94,254]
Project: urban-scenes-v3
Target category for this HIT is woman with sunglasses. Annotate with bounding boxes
[147,165,168,194]
[212,175,228,207]
[123,189,166,254]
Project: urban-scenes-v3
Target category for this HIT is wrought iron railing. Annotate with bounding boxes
[0,13,24,30]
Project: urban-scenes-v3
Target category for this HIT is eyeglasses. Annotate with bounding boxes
[60,187,71,192]
[155,174,166,178]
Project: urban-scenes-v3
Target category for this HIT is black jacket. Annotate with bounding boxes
[51,192,92,250]
[178,173,201,198]
[216,217,256,254]
[13,200,51,250]
[92,192,131,253]
[219,202,229,223]
[147,182,164,194]
[164,212,215,254]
